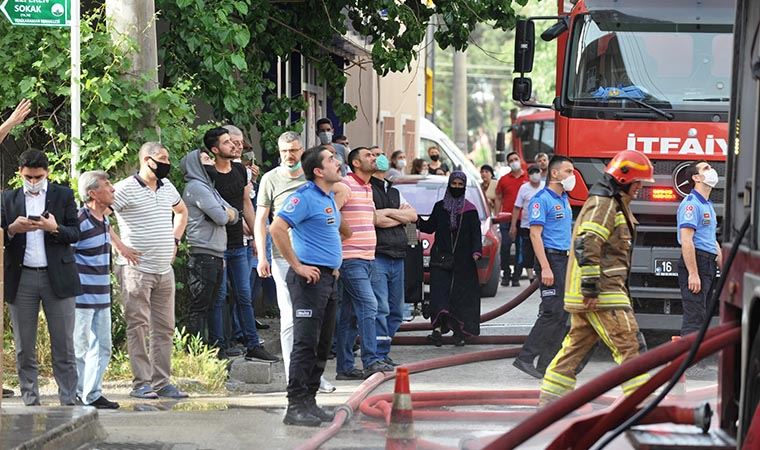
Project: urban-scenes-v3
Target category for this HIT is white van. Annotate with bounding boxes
[419,118,481,182]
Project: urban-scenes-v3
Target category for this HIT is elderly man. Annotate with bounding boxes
[2,149,81,406]
[112,142,189,399]
[73,171,124,409]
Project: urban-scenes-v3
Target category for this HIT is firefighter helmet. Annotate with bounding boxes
[605,150,655,184]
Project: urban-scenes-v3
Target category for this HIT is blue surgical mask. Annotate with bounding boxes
[376,154,390,171]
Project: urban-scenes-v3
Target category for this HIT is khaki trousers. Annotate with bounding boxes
[539,308,650,406]
[117,265,175,390]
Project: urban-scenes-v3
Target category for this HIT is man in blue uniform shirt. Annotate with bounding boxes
[270,146,344,427]
[677,160,721,336]
[513,156,575,379]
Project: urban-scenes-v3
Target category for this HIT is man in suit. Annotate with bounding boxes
[2,149,82,406]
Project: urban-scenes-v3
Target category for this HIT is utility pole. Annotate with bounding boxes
[105,0,159,127]
[452,49,468,151]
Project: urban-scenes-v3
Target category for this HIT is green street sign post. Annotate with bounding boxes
[1,0,70,27]
[1,0,79,179]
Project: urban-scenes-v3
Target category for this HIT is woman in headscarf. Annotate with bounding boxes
[417,171,482,346]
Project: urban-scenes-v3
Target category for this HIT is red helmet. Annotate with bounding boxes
[605,150,655,184]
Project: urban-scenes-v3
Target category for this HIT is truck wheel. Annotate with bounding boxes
[481,252,501,298]
[742,325,760,440]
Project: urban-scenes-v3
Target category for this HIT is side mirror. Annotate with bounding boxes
[495,152,506,163]
[514,20,535,73]
[496,131,506,152]
[492,212,513,224]
[512,77,533,103]
[541,18,569,42]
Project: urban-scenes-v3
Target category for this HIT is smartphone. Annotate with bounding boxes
[27,215,41,221]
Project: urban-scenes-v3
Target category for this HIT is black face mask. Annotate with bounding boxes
[204,164,218,181]
[149,157,171,179]
[449,187,465,198]
[430,154,440,162]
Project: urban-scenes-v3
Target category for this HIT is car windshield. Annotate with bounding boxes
[395,183,486,221]
[566,10,733,109]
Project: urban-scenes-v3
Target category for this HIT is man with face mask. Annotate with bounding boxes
[317,118,348,175]
[510,166,545,283]
[677,161,721,337]
[427,146,450,175]
[180,148,239,345]
[112,142,189,399]
[2,149,81,406]
[538,150,654,406]
[495,152,528,287]
[513,156,574,379]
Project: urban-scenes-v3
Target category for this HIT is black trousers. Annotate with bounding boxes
[677,251,717,336]
[286,266,338,402]
[518,252,569,371]
[186,253,224,341]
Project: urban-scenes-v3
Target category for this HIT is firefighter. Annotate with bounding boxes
[538,150,653,406]
[676,161,720,337]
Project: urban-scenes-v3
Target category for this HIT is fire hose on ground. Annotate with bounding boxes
[297,281,731,449]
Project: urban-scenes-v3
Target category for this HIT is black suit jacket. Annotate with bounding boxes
[2,183,82,302]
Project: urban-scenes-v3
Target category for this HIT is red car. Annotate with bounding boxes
[393,175,502,297]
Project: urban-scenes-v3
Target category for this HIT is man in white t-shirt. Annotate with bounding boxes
[510,166,545,282]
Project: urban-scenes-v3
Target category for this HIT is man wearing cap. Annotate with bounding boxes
[538,150,654,406]
[677,161,721,337]
[512,156,574,379]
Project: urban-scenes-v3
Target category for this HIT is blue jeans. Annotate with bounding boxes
[336,259,380,372]
[74,307,112,404]
[248,244,277,307]
[208,246,261,349]
[371,254,405,359]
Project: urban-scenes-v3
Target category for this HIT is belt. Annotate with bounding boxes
[695,249,718,259]
[22,265,47,271]
[545,248,570,256]
[311,264,337,274]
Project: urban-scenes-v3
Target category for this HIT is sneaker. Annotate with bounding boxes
[364,361,393,378]
[89,396,120,409]
[335,368,364,380]
[283,404,322,427]
[512,358,543,379]
[2,388,13,398]
[511,280,521,287]
[383,357,399,367]
[225,346,245,357]
[245,346,279,362]
[454,336,466,347]
[501,277,510,287]
[255,319,270,330]
[129,385,159,399]
[318,377,336,394]
[155,384,189,399]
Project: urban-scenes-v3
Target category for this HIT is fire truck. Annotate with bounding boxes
[507,0,734,330]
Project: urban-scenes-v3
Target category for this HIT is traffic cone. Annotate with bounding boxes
[385,367,416,450]
[671,336,687,396]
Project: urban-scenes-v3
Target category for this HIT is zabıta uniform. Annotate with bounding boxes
[676,189,718,336]
[514,187,573,375]
[276,181,342,408]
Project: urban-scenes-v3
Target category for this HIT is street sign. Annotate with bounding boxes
[1,0,70,27]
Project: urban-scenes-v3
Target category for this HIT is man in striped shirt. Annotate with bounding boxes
[334,147,393,379]
[73,171,121,409]
[112,142,189,400]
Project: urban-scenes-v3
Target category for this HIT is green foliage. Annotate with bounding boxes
[0,5,198,185]
[157,0,525,161]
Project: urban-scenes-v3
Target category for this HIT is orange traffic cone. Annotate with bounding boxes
[385,367,416,450]
[671,336,687,396]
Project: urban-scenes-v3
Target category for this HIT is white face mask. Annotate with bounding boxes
[560,174,576,192]
[529,173,542,183]
[509,161,521,171]
[702,168,719,188]
[397,159,407,169]
[23,178,45,194]
[318,131,333,145]
[420,170,429,176]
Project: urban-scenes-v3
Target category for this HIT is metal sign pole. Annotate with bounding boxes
[70,0,80,179]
